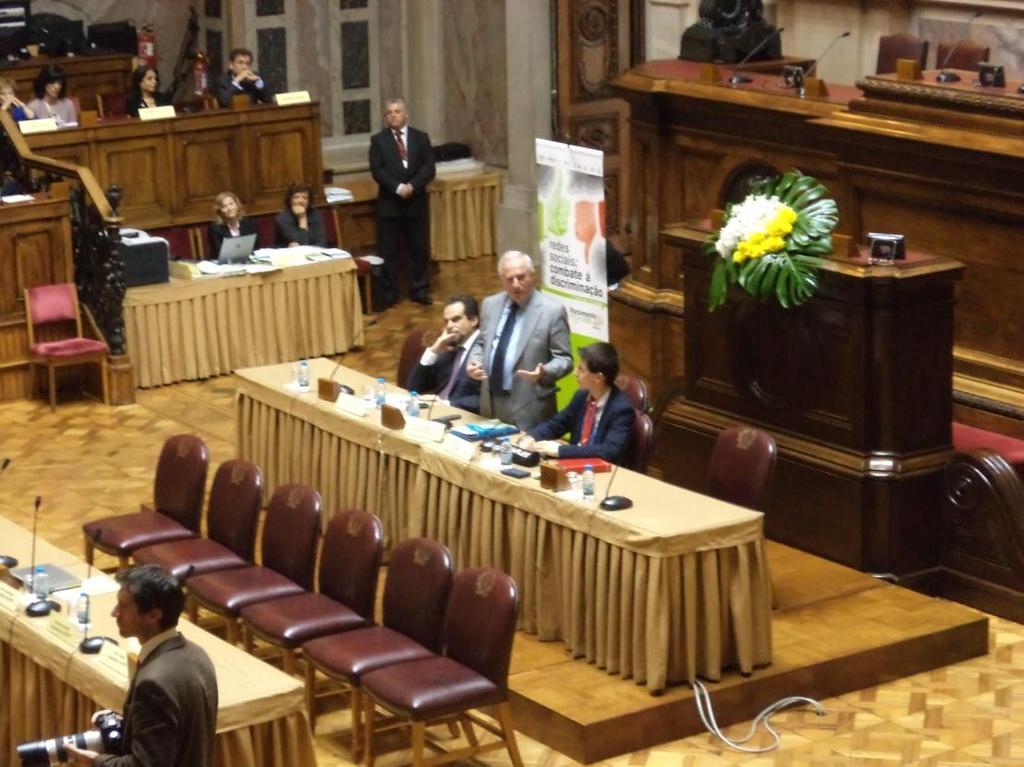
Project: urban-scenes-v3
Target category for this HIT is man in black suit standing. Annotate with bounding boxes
[369,98,436,306]
[407,293,482,413]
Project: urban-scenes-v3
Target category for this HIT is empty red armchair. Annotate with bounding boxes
[83,434,208,568]
[240,509,383,674]
[706,425,777,512]
[186,484,321,644]
[24,283,109,411]
[302,537,453,738]
[360,566,522,767]
[132,459,263,579]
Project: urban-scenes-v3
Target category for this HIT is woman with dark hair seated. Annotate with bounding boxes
[208,191,259,259]
[274,182,327,247]
[25,65,77,126]
[126,65,172,117]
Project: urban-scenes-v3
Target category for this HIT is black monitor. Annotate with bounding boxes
[0,0,28,59]
[87,21,136,55]
[31,14,85,57]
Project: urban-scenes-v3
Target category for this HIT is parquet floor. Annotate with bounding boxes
[3,257,1024,766]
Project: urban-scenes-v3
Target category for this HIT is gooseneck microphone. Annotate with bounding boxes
[804,30,851,80]
[0,459,16,569]
[599,463,633,512]
[728,28,786,85]
[937,12,984,83]
[79,528,105,654]
[26,496,53,617]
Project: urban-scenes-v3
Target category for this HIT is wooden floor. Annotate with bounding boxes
[2,257,1024,766]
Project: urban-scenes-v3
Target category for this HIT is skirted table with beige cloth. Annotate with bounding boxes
[428,172,502,262]
[0,517,317,766]
[235,358,772,693]
[124,257,363,388]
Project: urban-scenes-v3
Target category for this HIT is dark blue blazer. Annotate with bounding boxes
[529,387,635,464]
[407,347,481,414]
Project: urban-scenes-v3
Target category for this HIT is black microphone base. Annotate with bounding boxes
[936,70,961,83]
[79,636,106,654]
[0,554,17,568]
[26,598,53,617]
[600,495,633,512]
[728,74,753,85]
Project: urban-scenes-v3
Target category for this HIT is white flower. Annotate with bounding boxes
[715,195,790,259]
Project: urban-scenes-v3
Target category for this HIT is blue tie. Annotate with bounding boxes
[489,303,519,395]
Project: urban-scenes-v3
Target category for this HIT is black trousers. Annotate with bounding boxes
[377,213,430,302]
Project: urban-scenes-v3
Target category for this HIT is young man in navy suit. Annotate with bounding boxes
[519,342,635,464]
[369,97,436,307]
[407,294,482,413]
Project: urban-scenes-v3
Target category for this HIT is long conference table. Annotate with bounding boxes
[124,257,363,388]
[235,358,773,693]
[0,518,316,766]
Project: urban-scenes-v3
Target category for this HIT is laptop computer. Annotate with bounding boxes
[218,233,257,264]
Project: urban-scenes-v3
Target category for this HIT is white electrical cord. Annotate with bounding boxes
[692,679,826,753]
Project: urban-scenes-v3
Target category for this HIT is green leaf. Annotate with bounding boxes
[776,264,793,308]
[708,259,728,311]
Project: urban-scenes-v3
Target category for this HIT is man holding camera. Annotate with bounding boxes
[67,565,218,767]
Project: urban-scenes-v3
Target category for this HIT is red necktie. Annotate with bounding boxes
[580,397,598,445]
[394,130,407,161]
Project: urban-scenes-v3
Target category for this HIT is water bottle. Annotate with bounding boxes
[298,359,309,388]
[582,465,595,501]
[375,377,386,408]
[76,591,91,626]
[500,438,513,466]
[407,390,420,417]
[33,565,48,599]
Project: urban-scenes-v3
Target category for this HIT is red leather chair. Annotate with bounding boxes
[935,40,989,72]
[397,328,429,390]
[302,538,453,741]
[255,215,276,249]
[626,410,654,474]
[149,226,196,261]
[24,284,109,411]
[361,566,523,767]
[97,92,128,119]
[876,33,929,75]
[83,434,208,568]
[705,425,777,512]
[186,484,321,644]
[132,459,263,580]
[616,374,650,413]
[240,509,383,675]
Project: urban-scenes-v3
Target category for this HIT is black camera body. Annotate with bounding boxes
[18,711,124,766]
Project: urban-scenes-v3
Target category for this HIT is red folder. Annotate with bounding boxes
[556,457,612,474]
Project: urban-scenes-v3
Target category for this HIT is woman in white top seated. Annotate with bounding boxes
[25,65,77,126]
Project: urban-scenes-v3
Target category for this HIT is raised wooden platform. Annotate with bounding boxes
[506,541,988,763]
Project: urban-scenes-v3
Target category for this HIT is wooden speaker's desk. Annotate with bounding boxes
[21,102,325,230]
[0,516,316,767]
[234,357,773,693]
[0,52,133,113]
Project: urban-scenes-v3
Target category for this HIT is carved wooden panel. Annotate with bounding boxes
[570,112,620,155]
[249,123,315,209]
[173,128,246,219]
[572,0,620,103]
[95,139,172,222]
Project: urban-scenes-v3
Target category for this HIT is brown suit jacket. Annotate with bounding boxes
[97,633,218,767]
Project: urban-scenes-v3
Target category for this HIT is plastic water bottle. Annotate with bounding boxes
[407,391,420,417]
[298,359,309,388]
[33,565,48,599]
[582,465,595,501]
[375,377,386,408]
[500,438,513,466]
[76,591,91,626]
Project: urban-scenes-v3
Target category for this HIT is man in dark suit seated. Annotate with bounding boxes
[407,294,481,413]
[518,342,635,464]
[66,565,218,767]
[215,48,274,108]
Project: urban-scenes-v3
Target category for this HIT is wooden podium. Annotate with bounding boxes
[660,224,963,576]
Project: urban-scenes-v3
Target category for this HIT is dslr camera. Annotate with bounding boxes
[18,711,124,765]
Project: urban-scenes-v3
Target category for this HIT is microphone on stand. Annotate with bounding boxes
[804,30,851,81]
[728,27,786,85]
[936,11,984,83]
[26,496,53,617]
[79,528,105,654]
[0,459,17,569]
[599,464,633,511]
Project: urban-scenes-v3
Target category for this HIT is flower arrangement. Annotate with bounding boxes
[703,172,838,310]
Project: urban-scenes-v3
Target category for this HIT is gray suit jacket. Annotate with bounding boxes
[98,634,218,767]
[470,289,573,430]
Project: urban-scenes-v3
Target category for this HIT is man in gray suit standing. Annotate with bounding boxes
[67,565,218,767]
[467,250,573,430]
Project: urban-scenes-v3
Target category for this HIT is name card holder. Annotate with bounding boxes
[380,404,406,431]
[336,392,371,417]
[20,118,58,135]
[98,641,130,679]
[801,76,829,99]
[698,64,721,83]
[443,434,479,462]
[895,58,922,81]
[275,90,312,106]
[403,418,446,443]
[46,611,79,649]
[0,579,20,615]
[318,378,342,402]
[138,105,176,121]
[540,461,570,492]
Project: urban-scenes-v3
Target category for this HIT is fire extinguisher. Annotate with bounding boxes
[137,24,157,70]
[192,52,208,95]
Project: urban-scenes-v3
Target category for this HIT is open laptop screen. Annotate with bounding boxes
[218,233,257,264]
